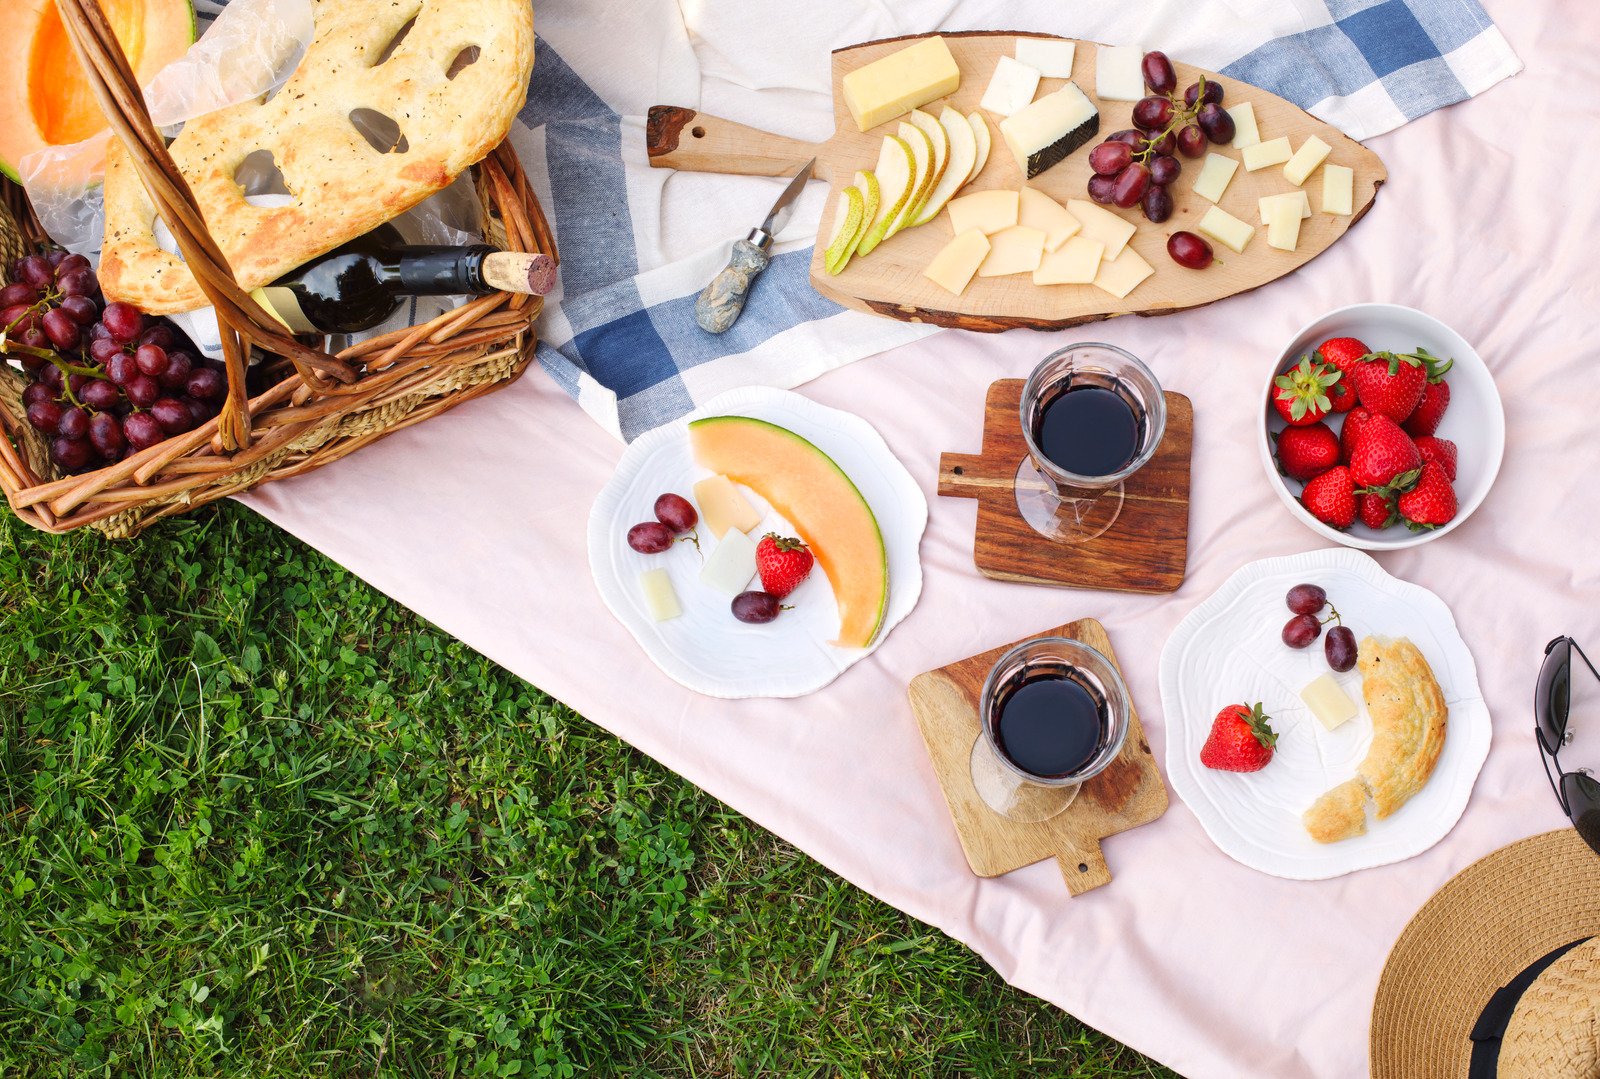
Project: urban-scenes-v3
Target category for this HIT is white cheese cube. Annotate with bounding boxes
[977,225,1046,277]
[1265,195,1303,251]
[1242,136,1292,171]
[638,569,682,622]
[1227,101,1260,149]
[1033,235,1104,285]
[923,229,991,295]
[1322,164,1354,216]
[1192,153,1239,204]
[980,55,1042,117]
[1301,674,1358,731]
[1257,190,1311,225]
[946,189,1018,235]
[1015,38,1076,79]
[1196,205,1255,253]
[699,528,758,597]
[1018,186,1081,251]
[1095,44,1145,102]
[999,82,1100,179]
[1092,244,1154,299]
[1283,135,1332,186]
[1063,199,1137,260]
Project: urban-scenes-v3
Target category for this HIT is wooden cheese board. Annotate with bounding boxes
[647,31,1386,332]
[907,617,1168,895]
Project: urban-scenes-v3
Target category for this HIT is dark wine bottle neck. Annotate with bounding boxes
[376,245,498,296]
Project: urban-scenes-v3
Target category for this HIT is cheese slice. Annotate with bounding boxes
[699,528,758,597]
[1092,244,1154,299]
[1227,101,1260,149]
[923,229,991,295]
[999,82,1100,179]
[1257,190,1311,225]
[980,55,1041,117]
[1192,153,1239,204]
[946,189,1018,235]
[1015,38,1076,79]
[694,475,761,538]
[1095,44,1144,101]
[841,36,962,132]
[1322,163,1354,216]
[976,225,1046,277]
[1018,186,1081,251]
[1196,205,1255,253]
[1242,136,1292,171]
[1265,194,1303,251]
[638,569,682,622]
[1033,234,1104,285]
[1301,673,1358,731]
[1064,199,1137,260]
[1284,135,1332,186]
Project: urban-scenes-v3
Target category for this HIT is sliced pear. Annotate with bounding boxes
[851,169,879,256]
[912,107,979,227]
[905,108,949,221]
[887,121,935,238]
[966,112,992,186]
[823,186,866,275]
[855,135,915,258]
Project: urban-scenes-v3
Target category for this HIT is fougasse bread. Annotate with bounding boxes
[99,0,535,314]
[1302,636,1448,844]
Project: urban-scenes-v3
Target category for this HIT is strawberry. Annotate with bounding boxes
[1275,421,1340,481]
[1397,461,1458,530]
[1357,491,1398,530]
[1200,702,1278,772]
[1402,378,1451,437]
[1347,414,1422,491]
[1313,336,1368,413]
[755,533,814,598]
[1348,349,1425,421]
[1414,435,1458,481]
[1301,465,1357,529]
[1271,356,1341,426]
[1339,406,1375,464]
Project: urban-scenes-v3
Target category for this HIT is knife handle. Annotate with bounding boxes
[696,238,770,334]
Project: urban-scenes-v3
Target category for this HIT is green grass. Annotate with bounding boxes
[0,501,1172,1078]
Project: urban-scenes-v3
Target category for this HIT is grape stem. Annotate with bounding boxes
[1135,75,1209,164]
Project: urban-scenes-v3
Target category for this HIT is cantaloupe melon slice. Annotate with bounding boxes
[688,416,889,649]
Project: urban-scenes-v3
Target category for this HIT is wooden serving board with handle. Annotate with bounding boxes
[907,617,1168,895]
[648,31,1386,332]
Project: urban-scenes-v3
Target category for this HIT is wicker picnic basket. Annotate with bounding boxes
[0,0,555,538]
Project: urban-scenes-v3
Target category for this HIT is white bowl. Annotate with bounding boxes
[1259,303,1505,550]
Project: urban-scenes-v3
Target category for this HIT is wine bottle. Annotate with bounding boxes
[250,222,556,335]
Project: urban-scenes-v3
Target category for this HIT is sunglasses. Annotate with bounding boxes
[1535,636,1600,857]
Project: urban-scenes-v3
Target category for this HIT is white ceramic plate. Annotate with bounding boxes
[588,387,927,699]
[1259,303,1506,550]
[1159,547,1490,879]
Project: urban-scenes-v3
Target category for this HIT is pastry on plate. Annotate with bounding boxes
[1302,636,1448,843]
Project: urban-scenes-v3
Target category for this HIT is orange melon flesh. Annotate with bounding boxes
[0,0,197,182]
[689,416,889,649]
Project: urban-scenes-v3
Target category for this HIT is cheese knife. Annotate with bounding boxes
[695,157,816,334]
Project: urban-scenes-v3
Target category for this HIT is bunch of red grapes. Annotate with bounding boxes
[5,249,228,475]
[1085,51,1236,240]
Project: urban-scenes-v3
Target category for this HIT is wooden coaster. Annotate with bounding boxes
[907,618,1168,895]
[938,379,1193,594]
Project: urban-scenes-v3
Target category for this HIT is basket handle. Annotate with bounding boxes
[55,0,358,452]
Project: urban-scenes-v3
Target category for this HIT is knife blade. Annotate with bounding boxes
[694,157,816,334]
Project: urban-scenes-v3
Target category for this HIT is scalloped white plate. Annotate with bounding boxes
[1159,547,1490,879]
[587,387,927,699]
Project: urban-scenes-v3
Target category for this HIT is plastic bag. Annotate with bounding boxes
[19,0,315,253]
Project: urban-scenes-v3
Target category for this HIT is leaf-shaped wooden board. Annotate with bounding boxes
[647,31,1386,332]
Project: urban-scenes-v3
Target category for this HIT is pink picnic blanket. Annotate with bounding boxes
[241,5,1596,1075]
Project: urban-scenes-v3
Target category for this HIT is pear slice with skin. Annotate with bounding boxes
[904,108,949,222]
[966,112,992,186]
[911,106,979,227]
[855,134,915,257]
[823,186,865,275]
[848,169,879,259]
[887,121,935,239]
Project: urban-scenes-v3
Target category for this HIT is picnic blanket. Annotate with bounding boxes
[235,2,1581,1077]
[523,0,1519,440]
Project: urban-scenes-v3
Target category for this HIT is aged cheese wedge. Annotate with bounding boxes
[1265,194,1303,251]
[999,82,1099,179]
[1095,44,1144,101]
[1018,187,1081,252]
[977,225,1046,277]
[1322,163,1354,216]
[1227,101,1261,149]
[1257,190,1311,225]
[1064,199,1137,260]
[699,529,758,597]
[1092,245,1153,299]
[638,569,682,622]
[980,55,1042,116]
[1033,235,1104,285]
[1192,153,1239,204]
[1015,38,1076,79]
[1284,135,1332,186]
[842,36,961,132]
[1242,136,1292,171]
[694,475,761,538]
[1301,673,1358,732]
[923,229,991,295]
[1196,205,1255,253]
[947,189,1019,235]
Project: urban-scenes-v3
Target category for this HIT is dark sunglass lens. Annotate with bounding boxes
[1565,772,1600,858]
[1537,638,1573,751]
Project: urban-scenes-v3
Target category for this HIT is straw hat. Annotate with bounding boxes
[1371,828,1600,1077]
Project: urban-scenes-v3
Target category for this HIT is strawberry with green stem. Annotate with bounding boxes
[1200,702,1278,772]
[1271,356,1342,427]
[1349,346,1452,422]
[755,534,814,599]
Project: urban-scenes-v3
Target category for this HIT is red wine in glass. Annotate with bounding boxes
[990,665,1108,779]
[1033,381,1145,478]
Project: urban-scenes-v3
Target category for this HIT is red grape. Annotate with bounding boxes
[627,521,674,554]
[26,399,64,433]
[1176,124,1207,158]
[57,406,90,440]
[0,283,37,308]
[1149,155,1181,187]
[1141,51,1177,94]
[55,253,91,277]
[125,374,160,408]
[1197,102,1235,144]
[1132,95,1175,131]
[1325,627,1357,672]
[1108,129,1143,148]
[135,344,169,377]
[1184,79,1224,107]
[101,302,145,344]
[88,411,126,457]
[731,591,783,624]
[159,351,194,390]
[138,325,177,351]
[19,327,49,350]
[1282,613,1321,649]
[43,250,67,269]
[49,436,93,471]
[1089,140,1133,176]
[80,379,121,411]
[1141,185,1173,223]
[21,382,52,409]
[43,308,82,350]
[1286,583,1327,614]
[17,256,53,290]
[1142,129,1176,156]
[1111,163,1150,208]
[67,373,89,396]
[0,303,35,332]
[89,337,122,364]
[124,412,165,450]
[1166,231,1214,269]
[150,398,195,434]
[654,493,698,533]
[1086,174,1117,205]
[59,295,99,326]
[39,364,63,391]
[185,367,225,402]
[56,269,96,298]
[106,353,138,386]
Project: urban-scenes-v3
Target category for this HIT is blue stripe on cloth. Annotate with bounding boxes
[1337,0,1444,78]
